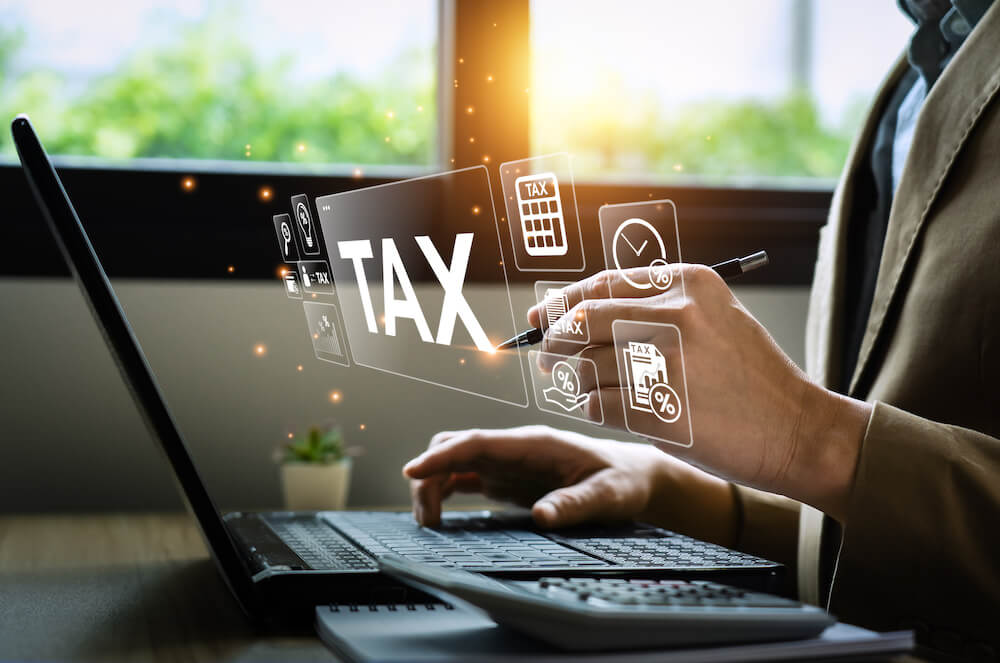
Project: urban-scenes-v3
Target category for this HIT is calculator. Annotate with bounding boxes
[380,556,833,652]
[515,172,568,257]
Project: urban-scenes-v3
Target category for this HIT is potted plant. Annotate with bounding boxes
[278,424,354,510]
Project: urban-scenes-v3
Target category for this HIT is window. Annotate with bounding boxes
[0,0,438,168]
[531,0,912,184]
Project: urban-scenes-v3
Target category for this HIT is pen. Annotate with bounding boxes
[496,250,769,350]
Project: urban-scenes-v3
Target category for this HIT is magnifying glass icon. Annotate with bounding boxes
[281,222,292,255]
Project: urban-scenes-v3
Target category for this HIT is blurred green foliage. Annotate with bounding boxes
[1,9,860,180]
[0,14,435,165]
[534,76,862,181]
[282,424,346,465]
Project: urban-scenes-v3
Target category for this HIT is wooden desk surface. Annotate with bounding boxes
[0,513,336,662]
[1,513,920,663]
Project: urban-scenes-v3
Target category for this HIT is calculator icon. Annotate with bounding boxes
[515,172,568,257]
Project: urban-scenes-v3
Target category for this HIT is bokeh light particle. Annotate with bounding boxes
[258,186,273,201]
[254,344,267,357]
[330,390,342,403]
[181,176,196,192]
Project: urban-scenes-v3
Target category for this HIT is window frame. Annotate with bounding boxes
[2,0,831,284]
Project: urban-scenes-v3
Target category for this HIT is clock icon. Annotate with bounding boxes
[611,217,668,289]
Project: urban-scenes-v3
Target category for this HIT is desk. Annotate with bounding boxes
[0,513,335,662]
[1,513,920,663]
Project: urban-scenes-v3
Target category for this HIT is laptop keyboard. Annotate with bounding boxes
[267,519,378,570]
[328,511,607,569]
[319,511,772,571]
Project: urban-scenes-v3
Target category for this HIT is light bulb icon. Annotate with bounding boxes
[296,201,313,249]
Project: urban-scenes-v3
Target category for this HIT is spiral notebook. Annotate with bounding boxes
[314,603,913,663]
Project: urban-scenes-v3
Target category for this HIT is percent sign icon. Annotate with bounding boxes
[648,382,682,423]
[552,361,579,394]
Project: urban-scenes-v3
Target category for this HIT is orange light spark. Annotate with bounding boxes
[482,155,490,163]
[329,390,342,403]
[288,432,294,439]
[466,106,474,114]
[227,265,235,273]
[486,74,494,82]
[359,424,366,431]
[296,364,303,372]
[471,206,480,215]
[258,186,273,201]
[254,344,267,356]
[181,176,196,192]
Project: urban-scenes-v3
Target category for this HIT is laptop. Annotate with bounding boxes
[11,115,783,624]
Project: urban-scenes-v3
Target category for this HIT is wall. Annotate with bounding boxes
[0,278,808,513]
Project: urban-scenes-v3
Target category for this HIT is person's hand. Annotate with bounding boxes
[402,425,737,542]
[528,265,872,523]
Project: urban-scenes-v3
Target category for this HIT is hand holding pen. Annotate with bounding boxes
[497,251,769,350]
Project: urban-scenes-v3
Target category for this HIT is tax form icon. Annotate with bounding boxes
[543,288,583,338]
[515,172,568,257]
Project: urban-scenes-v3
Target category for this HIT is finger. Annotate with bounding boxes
[411,474,446,526]
[448,472,484,494]
[536,346,618,394]
[541,296,678,358]
[531,468,641,528]
[402,429,462,482]
[527,266,683,328]
[402,428,538,480]
[585,387,627,430]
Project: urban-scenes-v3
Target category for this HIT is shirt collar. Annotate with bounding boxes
[898,0,994,85]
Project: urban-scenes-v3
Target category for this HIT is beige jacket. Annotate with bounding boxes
[735,2,1000,650]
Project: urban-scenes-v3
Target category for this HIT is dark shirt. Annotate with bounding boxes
[839,0,993,393]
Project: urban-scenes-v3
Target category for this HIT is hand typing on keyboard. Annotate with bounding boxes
[403,426,739,547]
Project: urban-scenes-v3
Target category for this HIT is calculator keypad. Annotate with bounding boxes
[516,173,568,257]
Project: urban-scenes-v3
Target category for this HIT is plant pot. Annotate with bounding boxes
[280,458,352,511]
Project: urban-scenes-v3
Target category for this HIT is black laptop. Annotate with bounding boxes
[11,115,782,623]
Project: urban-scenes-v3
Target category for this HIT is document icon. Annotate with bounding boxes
[544,288,568,330]
[534,281,589,344]
[515,173,567,257]
[614,319,691,444]
[624,341,667,413]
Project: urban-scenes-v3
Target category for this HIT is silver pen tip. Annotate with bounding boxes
[739,250,769,272]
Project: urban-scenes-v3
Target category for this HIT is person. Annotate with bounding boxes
[404,0,1000,655]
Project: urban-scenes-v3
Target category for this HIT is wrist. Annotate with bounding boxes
[638,451,739,547]
[787,384,871,523]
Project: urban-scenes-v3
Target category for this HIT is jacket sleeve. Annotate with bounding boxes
[732,484,800,574]
[830,401,1000,650]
